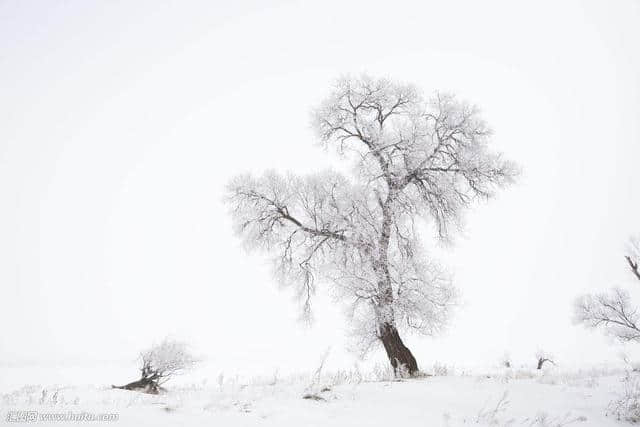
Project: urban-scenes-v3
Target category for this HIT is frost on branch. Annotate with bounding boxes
[312,76,518,239]
[574,236,640,343]
[226,75,518,374]
[112,338,198,394]
[574,288,640,342]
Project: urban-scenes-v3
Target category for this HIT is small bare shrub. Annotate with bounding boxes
[608,372,640,423]
[475,391,510,424]
[372,363,396,382]
[432,362,450,377]
[302,349,331,400]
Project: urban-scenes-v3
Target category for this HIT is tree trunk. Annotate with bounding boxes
[379,322,419,376]
[111,377,163,394]
[537,358,553,370]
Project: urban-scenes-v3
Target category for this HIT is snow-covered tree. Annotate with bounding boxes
[227,75,518,375]
[113,338,198,394]
[575,236,640,342]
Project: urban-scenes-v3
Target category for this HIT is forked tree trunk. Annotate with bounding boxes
[379,322,419,376]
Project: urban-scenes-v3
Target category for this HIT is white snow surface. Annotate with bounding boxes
[0,363,632,426]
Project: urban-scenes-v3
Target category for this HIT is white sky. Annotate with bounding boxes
[1,0,639,373]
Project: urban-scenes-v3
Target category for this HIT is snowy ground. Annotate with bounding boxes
[0,363,634,426]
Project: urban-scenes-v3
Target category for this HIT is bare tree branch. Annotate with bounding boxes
[574,288,640,342]
[626,237,640,282]
[626,255,640,282]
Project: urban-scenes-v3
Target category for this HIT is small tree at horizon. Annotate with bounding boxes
[227,75,518,375]
[535,350,555,370]
[113,338,198,394]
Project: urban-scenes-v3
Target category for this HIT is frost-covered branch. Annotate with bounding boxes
[574,288,640,342]
[226,170,361,319]
[113,338,198,394]
[139,338,198,385]
[574,236,640,343]
[312,76,518,239]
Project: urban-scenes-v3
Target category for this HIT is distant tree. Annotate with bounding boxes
[112,338,198,394]
[535,350,555,370]
[575,236,640,342]
[226,75,518,375]
[501,352,512,368]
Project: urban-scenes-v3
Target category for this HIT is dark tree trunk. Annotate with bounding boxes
[111,377,163,394]
[536,358,554,370]
[376,194,419,376]
[379,322,419,376]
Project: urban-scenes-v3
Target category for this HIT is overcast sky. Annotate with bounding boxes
[1,0,639,373]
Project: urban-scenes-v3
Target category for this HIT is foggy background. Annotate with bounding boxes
[1,0,639,377]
